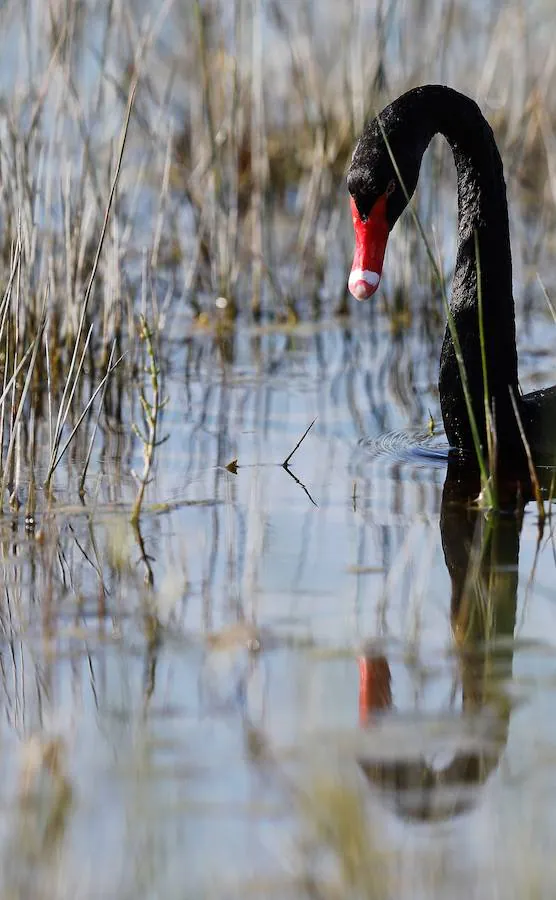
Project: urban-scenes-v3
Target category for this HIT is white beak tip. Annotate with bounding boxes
[348,269,380,300]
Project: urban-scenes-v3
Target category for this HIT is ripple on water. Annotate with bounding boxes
[356,427,450,469]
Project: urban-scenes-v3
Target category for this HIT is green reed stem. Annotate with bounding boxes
[509,387,545,523]
[131,314,169,526]
[475,230,497,502]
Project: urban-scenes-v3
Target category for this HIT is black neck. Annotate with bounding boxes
[405,87,520,451]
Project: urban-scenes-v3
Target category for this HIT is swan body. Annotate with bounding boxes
[347,85,556,463]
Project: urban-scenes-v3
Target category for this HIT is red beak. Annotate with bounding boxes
[348,194,390,301]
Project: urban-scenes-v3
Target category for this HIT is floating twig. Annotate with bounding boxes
[282,417,317,468]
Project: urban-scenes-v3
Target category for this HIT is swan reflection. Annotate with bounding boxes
[357,455,526,822]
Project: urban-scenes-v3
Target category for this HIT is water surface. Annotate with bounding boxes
[1,306,555,898]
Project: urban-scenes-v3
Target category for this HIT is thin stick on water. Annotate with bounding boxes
[282,418,317,467]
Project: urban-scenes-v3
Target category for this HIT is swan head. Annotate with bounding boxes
[347,105,424,300]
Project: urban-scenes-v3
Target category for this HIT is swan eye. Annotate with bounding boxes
[350,195,369,222]
[386,179,396,197]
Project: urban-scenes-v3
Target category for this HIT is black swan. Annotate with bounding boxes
[347,85,556,462]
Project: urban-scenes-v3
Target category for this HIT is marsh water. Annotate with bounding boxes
[1,300,555,899]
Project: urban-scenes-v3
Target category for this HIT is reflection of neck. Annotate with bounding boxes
[440,456,520,704]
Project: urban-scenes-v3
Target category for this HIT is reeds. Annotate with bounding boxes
[0,0,551,509]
